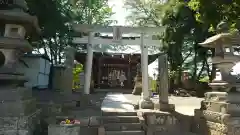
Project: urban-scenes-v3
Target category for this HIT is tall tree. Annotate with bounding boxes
[126,0,240,88]
[26,0,115,64]
[187,0,240,80]
[125,0,199,87]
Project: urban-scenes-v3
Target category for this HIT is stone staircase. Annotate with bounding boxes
[101,111,145,135]
[99,93,200,135]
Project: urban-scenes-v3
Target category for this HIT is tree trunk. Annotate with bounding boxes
[206,59,211,78]
[193,44,198,82]
[197,59,206,80]
[210,48,216,81]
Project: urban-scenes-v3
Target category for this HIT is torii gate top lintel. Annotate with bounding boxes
[73,24,166,34]
[73,24,166,46]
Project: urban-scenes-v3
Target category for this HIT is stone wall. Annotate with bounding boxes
[0,109,41,135]
[136,109,201,135]
[48,125,80,135]
[48,116,100,135]
[138,110,179,135]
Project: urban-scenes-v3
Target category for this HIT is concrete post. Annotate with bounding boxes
[84,32,94,94]
[158,54,174,111]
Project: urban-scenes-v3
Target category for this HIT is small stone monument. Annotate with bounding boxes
[132,62,143,95]
[63,46,75,93]
[195,21,240,135]
[0,1,41,135]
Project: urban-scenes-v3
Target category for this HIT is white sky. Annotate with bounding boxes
[108,0,129,25]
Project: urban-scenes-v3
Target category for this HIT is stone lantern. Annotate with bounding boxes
[194,21,240,135]
[199,22,240,91]
[0,0,41,135]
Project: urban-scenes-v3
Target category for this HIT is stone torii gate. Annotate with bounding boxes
[73,24,165,109]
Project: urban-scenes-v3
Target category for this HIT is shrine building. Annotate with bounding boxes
[75,52,160,93]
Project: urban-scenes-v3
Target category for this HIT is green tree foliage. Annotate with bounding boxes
[125,0,199,87]
[26,0,115,64]
[70,0,115,25]
[72,63,83,90]
[125,0,240,89]
[187,0,240,80]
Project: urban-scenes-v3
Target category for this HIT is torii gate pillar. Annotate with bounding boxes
[139,32,154,109]
[84,32,94,94]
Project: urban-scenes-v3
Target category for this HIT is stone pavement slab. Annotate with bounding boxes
[124,94,203,116]
[99,92,203,116]
[101,93,135,112]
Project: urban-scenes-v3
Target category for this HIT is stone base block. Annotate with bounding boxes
[194,109,202,118]
[208,121,240,135]
[192,118,207,134]
[139,110,178,135]
[0,98,37,116]
[154,102,175,112]
[39,102,62,117]
[201,110,231,124]
[139,110,177,125]
[195,120,240,135]
[208,129,227,135]
[0,109,41,135]
[139,99,154,109]
[48,124,80,135]
[0,74,27,86]
[132,84,142,95]
[80,126,98,135]
[146,126,179,135]
[201,101,240,115]
[205,92,240,103]
[208,129,240,135]
[0,129,30,135]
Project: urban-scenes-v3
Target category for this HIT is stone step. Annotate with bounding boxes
[102,111,137,116]
[101,116,139,123]
[104,123,142,131]
[105,131,144,135]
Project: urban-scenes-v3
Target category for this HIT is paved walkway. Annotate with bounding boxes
[101,93,135,112]
[105,93,203,116]
[125,94,203,116]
